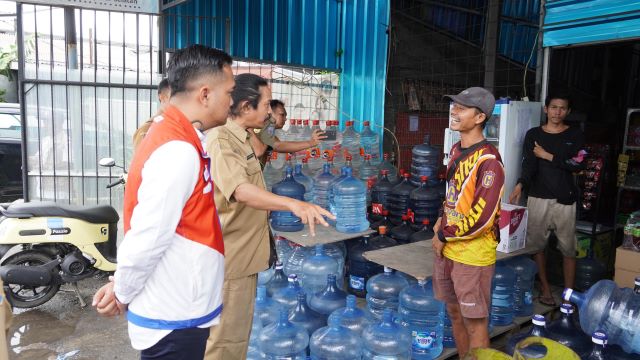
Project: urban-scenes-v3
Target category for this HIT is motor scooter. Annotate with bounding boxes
[0,158,125,308]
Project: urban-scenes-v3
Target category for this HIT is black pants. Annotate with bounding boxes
[140,328,209,360]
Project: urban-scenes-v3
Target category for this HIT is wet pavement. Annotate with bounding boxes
[7,276,137,360]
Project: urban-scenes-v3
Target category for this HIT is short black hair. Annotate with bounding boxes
[545,93,572,108]
[166,45,232,96]
[158,78,170,95]
[230,73,269,116]
[270,99,285,110]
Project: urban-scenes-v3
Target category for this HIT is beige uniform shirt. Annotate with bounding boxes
[206,120,270,280]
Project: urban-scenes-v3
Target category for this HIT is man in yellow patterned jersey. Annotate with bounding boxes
[431,87,505,357]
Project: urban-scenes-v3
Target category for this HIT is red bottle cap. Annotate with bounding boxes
[421,176,428,182]
[379,226,387,234]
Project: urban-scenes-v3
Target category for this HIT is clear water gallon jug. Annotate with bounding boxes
[366,267,410,320]
[270,166,305,232]
[259,308,309,359]
[333,167,370,233]
[328,294,371,335]
[301,244,341,295]
[288,292,326,336]
[362,308,411,359]
[309,314,363,359]
[308,274,348,316]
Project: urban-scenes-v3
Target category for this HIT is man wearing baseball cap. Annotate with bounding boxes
[431,87,505,356]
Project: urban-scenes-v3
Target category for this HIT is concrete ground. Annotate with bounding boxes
[6,276,137,360]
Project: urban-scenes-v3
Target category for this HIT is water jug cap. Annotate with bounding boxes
[288,274,298,282]
[562,288,573,302]
[560,304,574,314]
[364,121,370,126]
[313,119,320,125]
[381,169,389,175]
[422,219,430,225]
[303,120,309,125]
[403,173,410,179]
[383,153,389,160]
[297,119,303,124]
[532,315,546,326]
[592,331,607,344]
[384,266,393,273]
[635,276,640,286]
[421,175,428,182]
[302,157,308,163]
[275,261,283,269]
[379,226,387,234]
[401,215,408,221]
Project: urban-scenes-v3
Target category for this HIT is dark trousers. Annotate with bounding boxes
[141,328,209,360]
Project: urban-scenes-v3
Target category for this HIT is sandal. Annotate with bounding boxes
[538,295,557,307]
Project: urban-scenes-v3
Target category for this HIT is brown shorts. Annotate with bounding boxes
[432,255,495,319]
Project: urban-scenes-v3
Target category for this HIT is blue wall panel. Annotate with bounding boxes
[544,0,640,47]
[165,0,390,140]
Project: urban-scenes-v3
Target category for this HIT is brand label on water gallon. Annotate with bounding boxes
[524,291,533,305]
[349,275,365,290]
[412,330,435,350]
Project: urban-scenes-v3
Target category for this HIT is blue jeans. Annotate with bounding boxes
[141,328,209,360]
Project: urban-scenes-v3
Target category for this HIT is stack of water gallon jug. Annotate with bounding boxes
[253,246,449,359]
[264,120,448,237]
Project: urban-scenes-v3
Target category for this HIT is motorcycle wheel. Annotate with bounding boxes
[1,250,61,308]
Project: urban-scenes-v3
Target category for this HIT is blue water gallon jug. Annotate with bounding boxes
[575,256,607,291]
[273,274,304,311]
[360,154,378,182]
[271,166,305,231]
[313,163,336,211]
[259,308,309,359]
[505,256,538,317]
[490,261,517,327]
[294,164,314,202]
[389,215,415,245]
[288,292,326,336]
[443,311,456,349]
[309,314,363,359]
[387,173,417,225]
[301,244,341,295]
[409,220,434,243]
[409,176,441,231]
[360,121,381,164]
[328,294,371,335]
[398,278,444,359]
[308,274,348,316]
[333,167,370,233]
[362,308,412,359]
[505,314,547,356]
[341,120,362,175]
[377,153,399,183]
[366,267,410,320]
[255,285,279,326]
[284,244,313,278]
[546,304,591,358]
[258,264,275,287]
[564,280,640,354]
[275,238,294,267]
[347,235,383,298]
[410,134,440,186]
[247,311,266,360]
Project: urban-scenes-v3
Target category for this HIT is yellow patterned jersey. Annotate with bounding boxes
[437,140,505,266]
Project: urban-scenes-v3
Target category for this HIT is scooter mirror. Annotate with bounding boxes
[99,158,116,167]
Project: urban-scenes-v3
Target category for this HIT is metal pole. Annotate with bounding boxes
[64,7,77,69]
[16,3,28,201]
[483,0,500,92]
[535,0,546,101]
[541,47,550,104]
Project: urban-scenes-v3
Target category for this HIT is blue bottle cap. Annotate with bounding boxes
[288,274,298,282]
[560,304,574,314]
[532,314,546,326]
[592,331,607,345]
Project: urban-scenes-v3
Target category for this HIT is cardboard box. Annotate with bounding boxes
[614,246,640,288]
[497,203,528,253]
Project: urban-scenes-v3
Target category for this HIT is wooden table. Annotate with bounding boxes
[363,241,536,280]
[271,224,374,247]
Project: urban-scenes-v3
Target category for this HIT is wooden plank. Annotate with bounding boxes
[364,241,538,280]
[271,224,374,247]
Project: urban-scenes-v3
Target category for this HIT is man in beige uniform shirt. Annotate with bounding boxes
[204,73,333,360]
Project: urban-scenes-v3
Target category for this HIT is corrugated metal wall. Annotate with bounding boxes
[544,0,640,47]
[165,0,390,135]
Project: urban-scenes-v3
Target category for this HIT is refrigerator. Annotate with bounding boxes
[443,100,543,198]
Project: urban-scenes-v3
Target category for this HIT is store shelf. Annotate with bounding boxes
[620,184,640,191]
[625,145,640,151]
[271,225,374,246]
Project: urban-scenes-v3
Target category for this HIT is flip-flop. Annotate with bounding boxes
[538,295,557,307]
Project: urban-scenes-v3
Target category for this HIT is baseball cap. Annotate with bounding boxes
[443,87,496,117]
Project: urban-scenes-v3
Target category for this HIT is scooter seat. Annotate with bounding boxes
[2,201,120,224]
